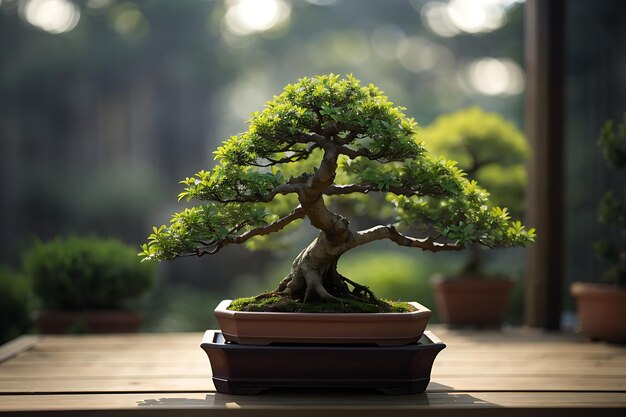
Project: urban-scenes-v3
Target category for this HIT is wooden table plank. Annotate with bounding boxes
[0,336,39,364]
[2,376,626,394]
[0,328,625,415]
[1,392,626,416]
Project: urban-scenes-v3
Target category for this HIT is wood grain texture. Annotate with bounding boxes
[0,327,624,415]
[0,336,38,364]
[1,392,626,416]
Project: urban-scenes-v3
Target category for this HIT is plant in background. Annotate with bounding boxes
[594,116,626,287]
[419,107,529,276]
[0,267,33,344]
[24,236,156,311]
[141,74,535,311]
[571,115,626,343]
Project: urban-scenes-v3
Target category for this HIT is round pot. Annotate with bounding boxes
[38,310,142,334]
[571,282,626,343]
[431,275,515,326]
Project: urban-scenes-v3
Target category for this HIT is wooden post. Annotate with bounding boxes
[524,0,565,329]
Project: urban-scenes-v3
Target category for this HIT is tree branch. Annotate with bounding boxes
[350,225,464,252]
[227,206,306,244]
[210,182,303,203]
[335,145,409,162]
[296,132,329,147]
[175,206,306,259]
[325,183,422,197]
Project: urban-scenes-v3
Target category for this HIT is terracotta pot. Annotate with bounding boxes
[214,299,431,346]
[200,330,446,395]
[431,275,515,326]
[38,310,142,334]
[571,282,626,343]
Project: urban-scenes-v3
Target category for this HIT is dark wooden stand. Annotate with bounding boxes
[200,330,446,395]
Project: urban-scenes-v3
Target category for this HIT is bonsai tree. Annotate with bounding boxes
[141,74,535,309]
[594,115,626,287]
[419,107,528,275]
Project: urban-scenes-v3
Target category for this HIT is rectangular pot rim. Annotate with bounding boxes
[215,299,432,321]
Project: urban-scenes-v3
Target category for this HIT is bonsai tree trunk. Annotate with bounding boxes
[275,231,379,305]
[267,148,376,304]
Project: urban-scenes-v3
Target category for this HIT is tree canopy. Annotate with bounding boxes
[141,74,535,275]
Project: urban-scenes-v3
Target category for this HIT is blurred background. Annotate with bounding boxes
[0,0,624,337]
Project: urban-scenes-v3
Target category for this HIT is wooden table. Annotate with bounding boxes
[1,326,625,416]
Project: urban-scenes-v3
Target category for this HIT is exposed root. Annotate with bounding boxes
[341,275,385,306]
[267,236,384,310]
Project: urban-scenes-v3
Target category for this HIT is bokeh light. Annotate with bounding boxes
[447,0,506,34]
[458,57,525,96]
[109,2,147,36]
[224,0,291,36]
[419,0,524,37]
[19,0,80,34]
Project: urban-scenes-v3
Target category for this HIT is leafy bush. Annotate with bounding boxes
[23,236,156,310]
[594,116,626,287]
[0,268,33,344]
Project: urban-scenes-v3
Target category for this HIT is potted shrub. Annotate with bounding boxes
[23,236,156,334]
[419,107,529,326]
[571,116,626,343]
[141,75,535,392]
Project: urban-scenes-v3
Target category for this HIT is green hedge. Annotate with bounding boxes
[23,236,156,310]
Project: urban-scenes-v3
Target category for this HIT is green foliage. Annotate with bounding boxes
[213,73,423,165]
[391,179,535,248]
[0,268,33,344]
[141,203,270,260]
[142,75,534,263]
[24,236,156,310]
[419,107,528,215]
[229,296,413,313]
[594,115,626,287]
[177,166,285,203]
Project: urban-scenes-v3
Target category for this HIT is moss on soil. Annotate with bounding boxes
[228,296,415,313]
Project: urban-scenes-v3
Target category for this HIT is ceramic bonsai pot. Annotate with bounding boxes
[37,310,142,334]
[200,330,446,395]
[431,275,514,326]
[214,299,432,346]
[571,282,626,343]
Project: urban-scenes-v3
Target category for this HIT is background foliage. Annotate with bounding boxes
[2,0,622,334]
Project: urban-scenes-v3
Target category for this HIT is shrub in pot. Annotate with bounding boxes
[23,236,156,334]
[571,115,626,343]
[141,74,535,345]
[419,107,529,326]
[0,267,33,344]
